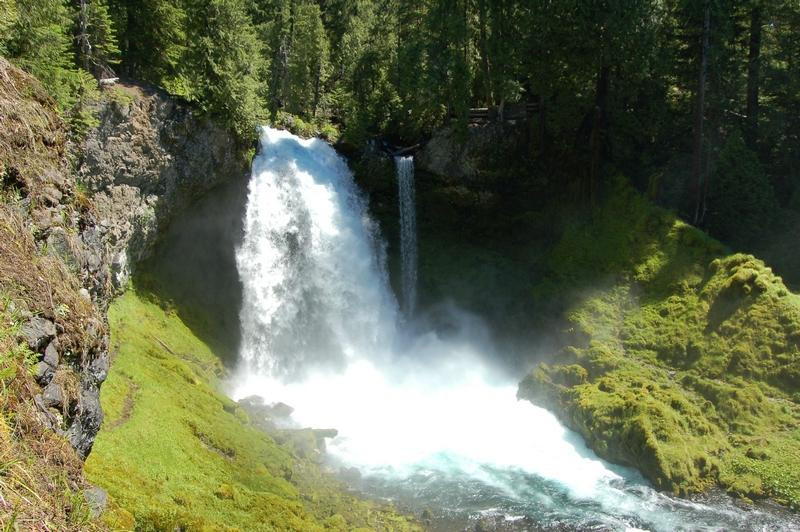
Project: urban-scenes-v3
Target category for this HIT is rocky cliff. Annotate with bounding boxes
[1,56,109,459]
[78,83,249,290]
[0,57,248,462]
[416,121,527,182]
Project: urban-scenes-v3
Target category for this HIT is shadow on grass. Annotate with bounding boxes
[134,175,250,368]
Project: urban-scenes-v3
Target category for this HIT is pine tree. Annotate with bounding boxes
[341,0,399,142]
[107,0,187,87]
[75,0,121,78]
[5,0,80,107]
[707,129,776,245]
[284,1,329,117]
[183,0,266,140]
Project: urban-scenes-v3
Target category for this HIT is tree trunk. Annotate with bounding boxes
[746,4,762,149]
[124,1,135,78]
[478,0,493,106]
[77,0,91,72]
[691,2,710,224]
[463,0,469,67]
[271,3,294,111]
[589,64,610,206]
[312,61,321,118]
[537,94,547,157]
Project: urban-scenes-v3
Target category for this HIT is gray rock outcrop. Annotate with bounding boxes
[416,122,526,181]
[21,317,57,350]
[84,486,108,518]
[78,83,249,289]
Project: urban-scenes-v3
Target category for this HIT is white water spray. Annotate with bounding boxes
[233,127,798,531]
[395,155,417,316]
[236,127,397,378]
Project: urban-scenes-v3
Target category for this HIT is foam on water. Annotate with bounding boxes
[234,354,618,501]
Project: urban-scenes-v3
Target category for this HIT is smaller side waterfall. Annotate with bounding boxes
[395,156,417,316]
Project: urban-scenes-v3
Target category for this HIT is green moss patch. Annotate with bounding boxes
[519,183,800,508]
[86,290,417,531]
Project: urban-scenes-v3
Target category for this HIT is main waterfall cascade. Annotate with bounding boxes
[233,127,798,531]
[236,127,397,378]
[395,155,417,316]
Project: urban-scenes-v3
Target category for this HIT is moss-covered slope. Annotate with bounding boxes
[518,184,800,508]
[85,290,417,531]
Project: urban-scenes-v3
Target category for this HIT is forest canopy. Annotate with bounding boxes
[1,0,799,277]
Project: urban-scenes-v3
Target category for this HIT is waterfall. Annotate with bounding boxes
[235,127,397,378]
[232,127,799,532]
[395,156,417,316]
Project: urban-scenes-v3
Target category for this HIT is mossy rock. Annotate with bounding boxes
[519,185,800,507]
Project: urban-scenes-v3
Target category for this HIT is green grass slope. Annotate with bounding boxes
[518,183,800,508]
[85,290,417,531]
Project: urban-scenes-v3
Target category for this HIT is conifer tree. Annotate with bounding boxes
[183,0,266,139]
[5,0,81,108]
[284,1,329,117]
[107,0,187,86]
[75,0,120,78]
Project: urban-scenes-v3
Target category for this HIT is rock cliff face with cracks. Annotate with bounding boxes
[78,83,249,290]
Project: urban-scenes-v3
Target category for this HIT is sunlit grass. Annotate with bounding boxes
[85,290,418,530]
